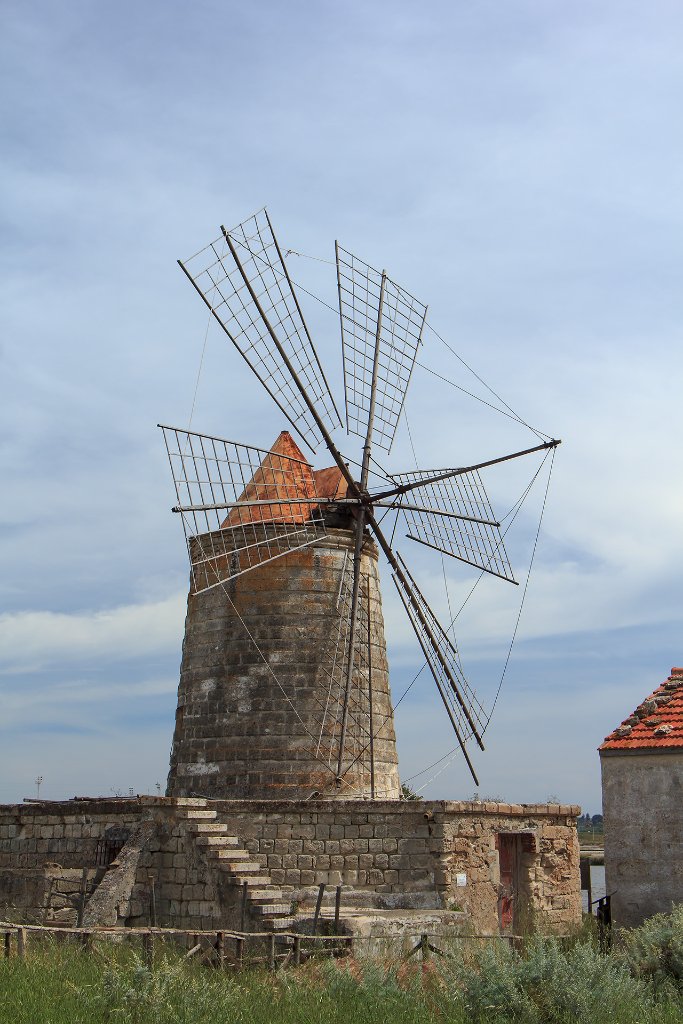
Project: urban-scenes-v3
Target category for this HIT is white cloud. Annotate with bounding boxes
[0,593,185,673]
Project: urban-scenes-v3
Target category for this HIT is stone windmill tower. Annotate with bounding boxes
[161,209,559,802]
[166,430,401,801]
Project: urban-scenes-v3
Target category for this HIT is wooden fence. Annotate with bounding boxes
[0,919,526,970]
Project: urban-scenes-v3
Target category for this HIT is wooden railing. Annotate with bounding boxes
[0,918,533,970]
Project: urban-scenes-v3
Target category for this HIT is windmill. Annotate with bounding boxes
[161,208,559,799]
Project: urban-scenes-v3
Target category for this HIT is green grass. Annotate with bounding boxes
[1,916,682,1024]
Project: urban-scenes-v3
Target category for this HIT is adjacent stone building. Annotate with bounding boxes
[600,666,683,927]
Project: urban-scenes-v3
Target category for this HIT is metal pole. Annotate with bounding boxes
[335,275,387,779]
[172,497,334,514]
[360,271,387,492]
[371,439,561,503]
[367,579,375,800]
[335,240,352,433]
[373,501,499,526]
[336,511,365,778]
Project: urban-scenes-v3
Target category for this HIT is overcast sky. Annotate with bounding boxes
[1,1,682,811]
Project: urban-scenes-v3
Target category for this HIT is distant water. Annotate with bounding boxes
[582,864,606,912]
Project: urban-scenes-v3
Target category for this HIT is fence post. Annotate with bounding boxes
[215,930,225,965]
[293,934,301,967]
[76,867,88,928]
[312,883,325,934]
[580,858,592,911]
[334,885,342,934]
[269,933,276,971]
[420,933,429,963]
[149,877,157,928]
[3,931,11,959]
[17,927,26,960]
[240,880,248,932]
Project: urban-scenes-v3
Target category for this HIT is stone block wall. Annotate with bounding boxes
[601,748,683,928]
[0,865,106,926]
[0,799,234,930]
[212,798,581,935]
[0,801,140,924]
[0,796,581,936]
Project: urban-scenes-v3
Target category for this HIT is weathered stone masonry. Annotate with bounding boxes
[0,796,581,936]
[168,527,400,802]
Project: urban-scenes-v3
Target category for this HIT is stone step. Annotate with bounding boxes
[196,837,248,852]
[211,843,249,855]
[218,860,262,874]
[188,822,232,834]
[248,889,286,903]
[230,874,273,887]
[262,916,296,931]
[176,809,217,820]
[250,903,292,916]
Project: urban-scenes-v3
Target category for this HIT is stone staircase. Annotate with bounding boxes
[175,801,296,933]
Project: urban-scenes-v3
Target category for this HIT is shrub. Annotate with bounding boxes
[619,903,683,993]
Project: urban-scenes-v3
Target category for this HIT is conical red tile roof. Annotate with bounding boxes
[221,431,344,528]
[600,667,683,751]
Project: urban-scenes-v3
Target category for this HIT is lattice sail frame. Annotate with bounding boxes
[160,425,328,594]
[171,208,559,788]
[336,244,427,451]
[388,468,516,583]
[392,555,489,784]
[179,208,341,451]
[394,557,488,744]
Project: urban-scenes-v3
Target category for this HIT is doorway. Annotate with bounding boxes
[496,833,520,934]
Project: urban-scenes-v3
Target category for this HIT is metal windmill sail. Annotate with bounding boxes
[162,207,560,788]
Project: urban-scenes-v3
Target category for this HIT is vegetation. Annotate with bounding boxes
[399,782,421,800]
[1,910,682,1024]
[577,813,604,835]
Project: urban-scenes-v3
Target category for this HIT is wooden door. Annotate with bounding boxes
[497,834,518,933]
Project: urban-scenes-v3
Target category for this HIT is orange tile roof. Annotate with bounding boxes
[600,667,683,751]
[221,431,344,528]
[313,466,346,501]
